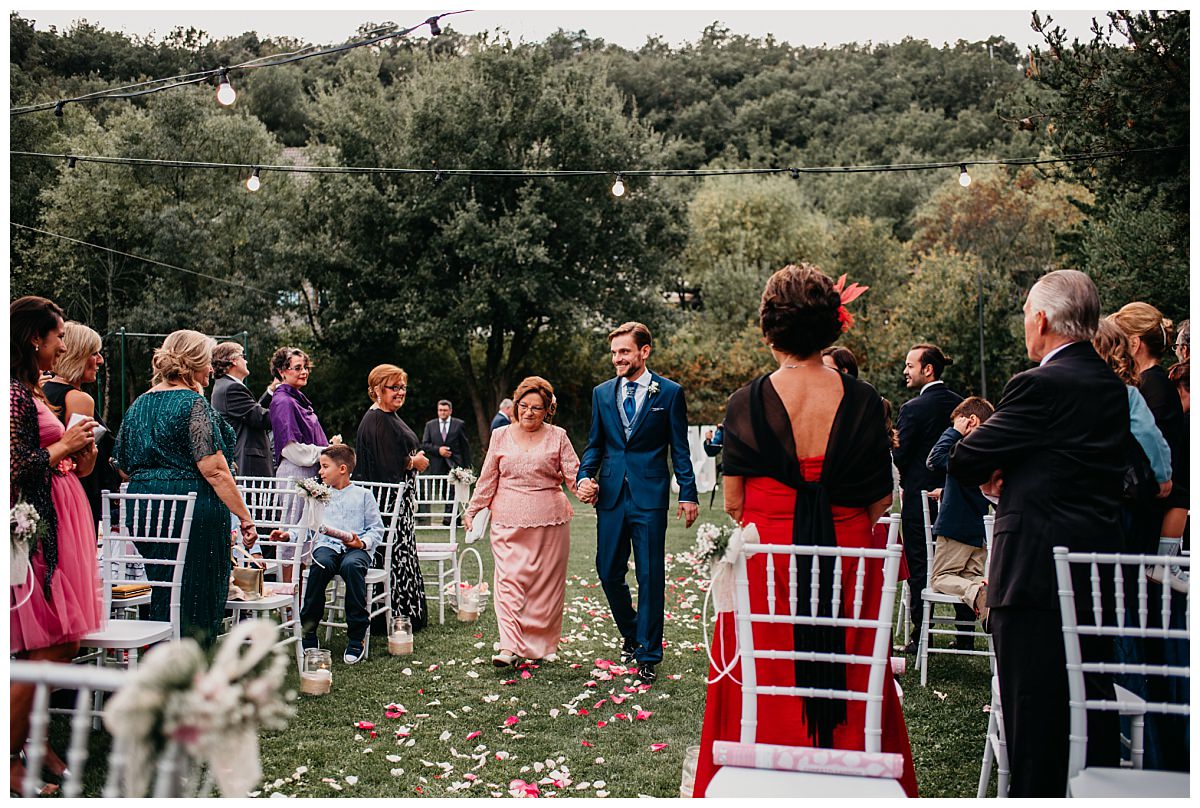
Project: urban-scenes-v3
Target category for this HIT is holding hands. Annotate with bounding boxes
[677,501,699,528]
[577,477,599,505]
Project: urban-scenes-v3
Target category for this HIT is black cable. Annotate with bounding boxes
[9,10,470,116]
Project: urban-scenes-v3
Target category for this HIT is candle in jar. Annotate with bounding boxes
[388,632,414,655]
[299,668,332,695]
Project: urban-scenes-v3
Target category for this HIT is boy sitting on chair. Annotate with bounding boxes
[925,397,995,628]
[271,444,384,665]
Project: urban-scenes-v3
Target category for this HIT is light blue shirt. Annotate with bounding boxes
[289,483,385,554]
[1128,385,1172,483]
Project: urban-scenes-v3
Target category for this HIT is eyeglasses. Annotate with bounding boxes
[383,384,407,393]
[287,364,311,373]
[517,402,545,413]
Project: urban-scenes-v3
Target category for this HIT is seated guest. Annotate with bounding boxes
[926,397,994,629]
[271,445,384,665]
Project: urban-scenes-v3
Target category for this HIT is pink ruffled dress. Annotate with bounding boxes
[466,425,580,659]
[10,397,104,652]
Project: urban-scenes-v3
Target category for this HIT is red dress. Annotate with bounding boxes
[693,457,919,797]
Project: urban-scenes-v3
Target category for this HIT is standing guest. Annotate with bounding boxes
[113,330,259,645]
[421,399,471,474]
[1174,319,1189,363]
[576,322,698,682]
[926,397,995,622]
[949,270,1124,796]
[10,297,103,796]
[268,347,335,579]
[210,342,277,478]
[43,321,120,524]
[272,445,384,664]
[465,377,581,666]
[893,343,963,651]
[490,398,514,431]
[354,364,430,631]
[703,423,724,457]
[693,265,916,796]
[1168,361,1188,413]
[820,345,860,377]
[1108,303,1189,554]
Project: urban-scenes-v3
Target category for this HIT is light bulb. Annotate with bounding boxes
[958,165,972,187]
[216,74,237,106]
[246,168,261,192]
[611,176,625,197]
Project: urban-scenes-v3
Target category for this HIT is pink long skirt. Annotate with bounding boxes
[490,521,570,659]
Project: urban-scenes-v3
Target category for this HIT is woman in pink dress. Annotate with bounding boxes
[465,376,581,666]
[10,296,104,795]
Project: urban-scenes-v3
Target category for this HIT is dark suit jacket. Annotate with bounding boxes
[421,416,471,474]
[949,342,1128,610]
[490,412,511,431]
[893,382,963,502]
[577,371,698,511]
[211,375,274,477]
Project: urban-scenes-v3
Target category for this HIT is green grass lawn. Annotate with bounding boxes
[255,493,997,798]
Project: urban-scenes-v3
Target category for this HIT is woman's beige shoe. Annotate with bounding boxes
[492,650,517,667]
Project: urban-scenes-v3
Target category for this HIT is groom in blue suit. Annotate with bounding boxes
[577,322,699,682]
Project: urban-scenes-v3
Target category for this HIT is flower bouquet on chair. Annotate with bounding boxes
[294,477,332,532]
[448,466,477,505]
[10,500,43,589]
[694,520,758,613]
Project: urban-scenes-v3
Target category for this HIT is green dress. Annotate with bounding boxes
[113,389,238,647]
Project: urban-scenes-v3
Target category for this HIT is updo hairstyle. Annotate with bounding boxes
[151,330,216,389]
[1108,302,1173,360]
[512,376,557,421]
[759,263,843,358]
[1091,319,1140,386]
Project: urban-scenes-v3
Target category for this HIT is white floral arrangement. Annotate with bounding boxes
[10,501,45,590]
[693,521,736,571]
[448,466,477,486]
[103,619,295,797]
[647,380,661,396]
[294,477,332,503]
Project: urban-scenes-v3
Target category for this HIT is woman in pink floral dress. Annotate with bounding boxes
[465,376,580,666]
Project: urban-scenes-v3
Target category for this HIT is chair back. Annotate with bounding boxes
[1052,546,1191,781]
[879,513,900,548]
[355,480,406,570]
[235,475,299,530]
[732,540,903,752]
[920,490,937,587]
[99,490,196,639]
[11,660,127,797]
[414,473,460,543]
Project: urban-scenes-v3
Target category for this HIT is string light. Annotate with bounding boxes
[246,167,261,192]
[959,164,972,187]
[611,174,625,197]
[215,69,237,107]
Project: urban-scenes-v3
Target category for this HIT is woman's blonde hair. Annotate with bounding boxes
[366,364,408,403]
[512,376,556,421]
[53,321,102,385]
[1108,302,1173,360]
[1092,319,1140,386]
[151,330,216,390]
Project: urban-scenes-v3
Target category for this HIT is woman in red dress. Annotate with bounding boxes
[693,265,918,797]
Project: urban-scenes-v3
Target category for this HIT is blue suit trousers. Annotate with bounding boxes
[595,482,667,664]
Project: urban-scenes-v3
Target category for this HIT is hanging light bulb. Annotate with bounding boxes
[216,69,237,107]
[958,164,972,187]
[246,167,261,192]
[611,174,625,198]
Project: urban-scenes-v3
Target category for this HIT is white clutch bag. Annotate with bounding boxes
[465,507,491,544]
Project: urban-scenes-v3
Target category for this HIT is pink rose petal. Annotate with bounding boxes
[635,710,653,721]
[596,720,608,728]
[355,721,375,730]
[650,742,669,752]
[466,731,482,741]
[610,695,627,704]
[520,670,533,679]
[502,679,518,685]
[578,709,589,716]
[585,681,598,688]
[504,716,520,727]
[581,741,593,747]
[613,713,630,721]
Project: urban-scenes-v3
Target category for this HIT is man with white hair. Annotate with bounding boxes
[490,398,514,431]
[949,269,1126,796]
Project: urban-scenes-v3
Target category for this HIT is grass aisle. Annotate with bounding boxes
[257,495,995,798]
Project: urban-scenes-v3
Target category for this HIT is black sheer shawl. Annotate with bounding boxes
[723,372,892,747]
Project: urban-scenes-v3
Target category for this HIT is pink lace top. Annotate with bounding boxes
[466,424,581,528]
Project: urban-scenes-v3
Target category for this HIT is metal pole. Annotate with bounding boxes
[977,269,987,400]
[119,327,127,418]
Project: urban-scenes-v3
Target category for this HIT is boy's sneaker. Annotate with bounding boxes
[344,640,367,665]
[302,633,319,651]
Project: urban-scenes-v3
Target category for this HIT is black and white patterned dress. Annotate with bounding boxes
[354,406,428,631]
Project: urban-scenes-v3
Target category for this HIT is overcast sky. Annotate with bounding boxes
[16,3,1120,51]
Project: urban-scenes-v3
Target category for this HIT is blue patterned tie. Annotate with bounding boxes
[623,381,637,423]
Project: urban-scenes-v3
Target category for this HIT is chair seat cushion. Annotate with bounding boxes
[706,765,908,798]
[80,620,173,649]
[226,593,293,610]
[920,588,970,604]
[1069,767,1189,798]
[416,544,455,559]
[364,568,387,584]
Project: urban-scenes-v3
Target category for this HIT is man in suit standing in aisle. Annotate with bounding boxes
[949,269,1124,796]
[490,398,514,432]
[422,400,472,525]
[577,322,698,683]
[893,343,963,650]
[210,342,277,477]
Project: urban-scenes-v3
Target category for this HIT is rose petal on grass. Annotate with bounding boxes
[581,740,593,747]
[345,776,358,785]
[439,730,452,741]
[596,720,608,728]
[934,690,948,701]
[635,710,653,720]
[650,742,669,752]
[610,695,627,704]
[466,730,483,741]
[504,715,520,726]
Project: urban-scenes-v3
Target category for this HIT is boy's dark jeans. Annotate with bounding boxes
[301,545,372,642]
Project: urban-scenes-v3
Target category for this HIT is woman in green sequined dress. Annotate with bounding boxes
[112,330,259,646]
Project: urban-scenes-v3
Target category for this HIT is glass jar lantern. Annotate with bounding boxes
[388,615,414,655]
[300,648,333,695]
[457,588,480,623]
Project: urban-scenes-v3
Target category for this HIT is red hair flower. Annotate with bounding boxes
[832,274,869,333]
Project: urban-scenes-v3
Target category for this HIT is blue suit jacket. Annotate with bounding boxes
[577,371,698,511]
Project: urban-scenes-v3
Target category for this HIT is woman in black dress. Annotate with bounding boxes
[354,364,430,630]
[43,321,119,524]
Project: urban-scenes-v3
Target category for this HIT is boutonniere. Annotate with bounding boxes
[647,381,661,396]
